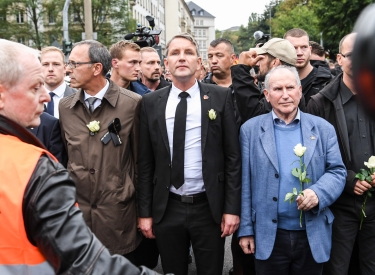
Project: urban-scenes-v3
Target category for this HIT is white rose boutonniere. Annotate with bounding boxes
[208,109,216,120]
[87,120,100,134]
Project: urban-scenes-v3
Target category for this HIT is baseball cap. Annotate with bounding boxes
[250,38,297,66]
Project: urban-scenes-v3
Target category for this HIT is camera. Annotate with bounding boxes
[253,31,270,47]
[124,16,162,48]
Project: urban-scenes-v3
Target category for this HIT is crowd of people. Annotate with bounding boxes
[0,26,374,275]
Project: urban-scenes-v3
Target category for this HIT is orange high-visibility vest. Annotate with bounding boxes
[0,134,56,274]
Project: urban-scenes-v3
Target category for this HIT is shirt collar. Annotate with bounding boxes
[170,80,199,99]
[45,82,66,97]
[84,79,109,101]
[272,108,300,126]
[340,77,354,105]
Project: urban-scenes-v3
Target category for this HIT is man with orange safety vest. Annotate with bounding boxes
[0,39,159,275]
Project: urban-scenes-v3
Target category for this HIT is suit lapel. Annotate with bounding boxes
[301,113,318,168]
[158,87,172,156]
[199,83,210,154]
[260,113,279,173]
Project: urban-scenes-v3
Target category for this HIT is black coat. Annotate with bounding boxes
[306,73,375,209]
[137,82,241,224]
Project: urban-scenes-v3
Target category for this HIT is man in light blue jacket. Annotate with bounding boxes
[238,66,346,275]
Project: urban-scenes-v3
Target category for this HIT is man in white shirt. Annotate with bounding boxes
[40,46,76,118]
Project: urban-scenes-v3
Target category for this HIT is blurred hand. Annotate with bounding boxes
[296,188,319,211]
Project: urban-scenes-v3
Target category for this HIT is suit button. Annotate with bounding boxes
[272,219,277,223]
[166,186,169,190]
[273,197,277,201]
[92,204,97,209]
[168,164,171,167]
[89,168,95,174]
[275,174,279,178]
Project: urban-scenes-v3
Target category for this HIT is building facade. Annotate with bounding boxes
[186,1,215,61]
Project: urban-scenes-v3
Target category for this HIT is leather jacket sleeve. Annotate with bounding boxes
[23,154,160,275]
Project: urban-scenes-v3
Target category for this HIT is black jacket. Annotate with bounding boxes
[302,65,333,105]
[231,64,306,124]
[0,114,159,275]
[306,73,375,209]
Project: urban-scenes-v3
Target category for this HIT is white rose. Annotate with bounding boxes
[364,156,375,169]
[293,143,307,157]
[86,120,100,133]
[208,109,216,120]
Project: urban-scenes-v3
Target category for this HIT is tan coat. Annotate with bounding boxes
[59,80,142,255]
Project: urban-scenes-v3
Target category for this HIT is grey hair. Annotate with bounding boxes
[73,40,112,76]
[166,33,200,57]
[0,39,39,91]
[264,65,301,91]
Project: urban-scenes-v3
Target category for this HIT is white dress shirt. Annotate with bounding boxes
[166,81,205,195]
[45,82,66,119]
[84,80,110,111]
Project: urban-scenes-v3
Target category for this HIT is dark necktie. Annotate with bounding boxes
[171,92,189,189]
[46,92,55,116]
[87,97,97,114]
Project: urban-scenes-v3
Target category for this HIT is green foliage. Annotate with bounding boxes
[220,30,240,54]
[69,0,135,47]
[312,0,372,55]
[0,0,135,49]
[272,0,321,41]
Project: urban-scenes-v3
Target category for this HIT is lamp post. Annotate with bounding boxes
[266,3,276,37]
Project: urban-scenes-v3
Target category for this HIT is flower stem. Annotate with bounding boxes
[360,192,369,230]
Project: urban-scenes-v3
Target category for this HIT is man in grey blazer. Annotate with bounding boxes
[238,66,346,275]
[41,46,76,118]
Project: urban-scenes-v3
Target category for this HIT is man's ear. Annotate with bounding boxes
[0,85,6,110]
[111,59,118,68]
[264,89,271,102]
[93,63,104,77]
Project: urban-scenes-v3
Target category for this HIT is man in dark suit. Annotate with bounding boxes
[40,46,76,118]
[29,112,67,166]
[137,33,241,275]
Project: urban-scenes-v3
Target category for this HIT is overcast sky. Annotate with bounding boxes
[191,0,273,30]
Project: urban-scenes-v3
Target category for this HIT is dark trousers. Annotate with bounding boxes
[323,200,375,275]
[255,229,323,275]
[123,236,159,269]
[231,230,256,275]
[154,197,225,275]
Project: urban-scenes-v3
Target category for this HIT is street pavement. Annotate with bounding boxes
[154,235,232,274]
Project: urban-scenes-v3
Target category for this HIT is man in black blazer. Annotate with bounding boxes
[29,112,67,167]
[40,46,76,118]
[137,33,241,275]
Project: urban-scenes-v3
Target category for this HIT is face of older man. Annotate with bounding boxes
[264,68,302,123]
[0,53,50,128]
[66,44,95,90]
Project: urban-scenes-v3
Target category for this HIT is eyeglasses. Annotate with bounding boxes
[66,61,95,69]
[339,52,352,61]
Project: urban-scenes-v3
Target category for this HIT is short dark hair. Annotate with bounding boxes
[209,38,234,54]
[73,40,111,77]
[284,28,309,40]
[309,41,325,57]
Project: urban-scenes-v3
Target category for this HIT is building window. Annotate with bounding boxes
[200,19,203,25]
[191,9,195,15]
[202,29,206,37]
[48,11,55,24]
[17,36,25,44]
[202,40,206,49]
[199,10,204,16]
[16,12,24,23]
[198,29,201,37]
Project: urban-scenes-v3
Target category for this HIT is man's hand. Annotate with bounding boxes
[354,179,373,195]
[137,217,155,239]
[238,50,265,67]
[239,236,255,254]
[221,214,240,237]
[296,188,319,211]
